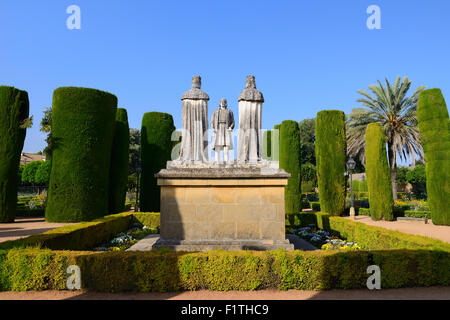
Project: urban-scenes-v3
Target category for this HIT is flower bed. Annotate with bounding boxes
[292,225,360,251]
[93,224,157,251]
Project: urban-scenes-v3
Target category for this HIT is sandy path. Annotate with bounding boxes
[0,217,74,243]
[0,287,449,300]
[347,216,450,243]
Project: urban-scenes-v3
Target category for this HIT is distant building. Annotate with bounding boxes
[20,153,46,165]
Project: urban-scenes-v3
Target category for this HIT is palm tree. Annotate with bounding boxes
[347,76,425,200]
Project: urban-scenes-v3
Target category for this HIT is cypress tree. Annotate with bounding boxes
[108,108,130,214]
[140,112,175,212]
[46,87,117,222]
[315,110,346,216]
[280,120,301,214]
[365,123,394,221]
[417,89,450,225]
[0,86,30,222]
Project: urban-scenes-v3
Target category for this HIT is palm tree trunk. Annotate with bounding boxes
[387,141,398,200]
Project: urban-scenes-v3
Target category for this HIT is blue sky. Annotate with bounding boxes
[1,0,449,155]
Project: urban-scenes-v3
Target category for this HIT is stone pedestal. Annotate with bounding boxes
[153,163,294,251]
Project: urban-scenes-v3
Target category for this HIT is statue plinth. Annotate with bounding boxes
[153,164,294,251]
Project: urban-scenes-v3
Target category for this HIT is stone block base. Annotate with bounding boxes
[155,165,293,251]
[152,239,294,251]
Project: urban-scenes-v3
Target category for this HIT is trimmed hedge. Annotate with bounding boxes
[286,212,330,231]
[1,212,449,292]
[46,87,118,222]
[365,123,394,221]
[279,120,301,214]
[417,89,450,225]
[315,110,346,216]
[108,108,130,214]
[328,216,450,252]
[0,86,29,222]
[358,208,370,216]
[1,247,448,292]
[404,211,430,219]
[310,201,321,211]
[140,112,175,212]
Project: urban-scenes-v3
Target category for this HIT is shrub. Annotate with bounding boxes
[328,216,450,252]
[365,123,394,221]
[358,208,370,216]
[140,112,175,212]
[21,161,43,184]
[310,202,321,211]
[406,164,427,199]
[108,108,130,214]
[279,120,301,214]
[285,212,330,231]
[417,89,450,225]
[404,211,430,219]
[315,110,346,216]
[0,86,30,222]
[34,161,51,185]
[45,87,117,222]
[300,163,317,184]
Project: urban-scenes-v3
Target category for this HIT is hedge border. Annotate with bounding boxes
[1,212,449,292]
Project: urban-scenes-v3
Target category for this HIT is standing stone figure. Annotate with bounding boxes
[178,76,209,163]
[211,98,235,163]
[237,75,264,163]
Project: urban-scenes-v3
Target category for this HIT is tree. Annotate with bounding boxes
[140,112,175,212]
[129,128,140,174]
[298,118,316,165]
[365,123,394,221]
[347,76,426,200]
[35,160,52,185]
[315,110,346,216]
[405,164,426,199]
[21,161,43,184]
[40,107,53,160]
[417,88,449,225]
[108,108,130,214]
[46,87,117,222]
[0,86,30,222]
[280,120,301,214]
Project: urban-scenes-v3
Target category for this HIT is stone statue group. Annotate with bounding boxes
[178,75,265,164]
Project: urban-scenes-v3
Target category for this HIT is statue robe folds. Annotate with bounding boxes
[179,77,209,162]
[237,76,264,163]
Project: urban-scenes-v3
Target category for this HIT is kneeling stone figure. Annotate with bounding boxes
[211,98,235,163]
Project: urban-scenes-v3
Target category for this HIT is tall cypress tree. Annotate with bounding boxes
[417,89,450,225]
[0,86,30,222]
[280,120,301,214]
[365,123,394,221]
[140,112,175,212]
[315,110,346,216]
[108,108,130,214]
[46,87,117,222]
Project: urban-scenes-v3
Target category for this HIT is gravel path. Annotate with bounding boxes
[1,287,449,300]
[347,216,450,243]
[0,217,75,243]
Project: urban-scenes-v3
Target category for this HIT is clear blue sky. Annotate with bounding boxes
[1,0,449,154]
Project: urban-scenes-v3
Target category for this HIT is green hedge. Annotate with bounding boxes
[0,86,30,222]
[286,212,330,231]
[1,247,448,292]
[328,216,450,252]
[358,208,370,216]
[404,211,430,218]
[108,108,130,214]
[310,201,321,211]
[417,89,450,225]
[140,112,175,212]
[46,87,118,222]
[279,120,301,214]
[365,123,394,221]
[315,110,346,216]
